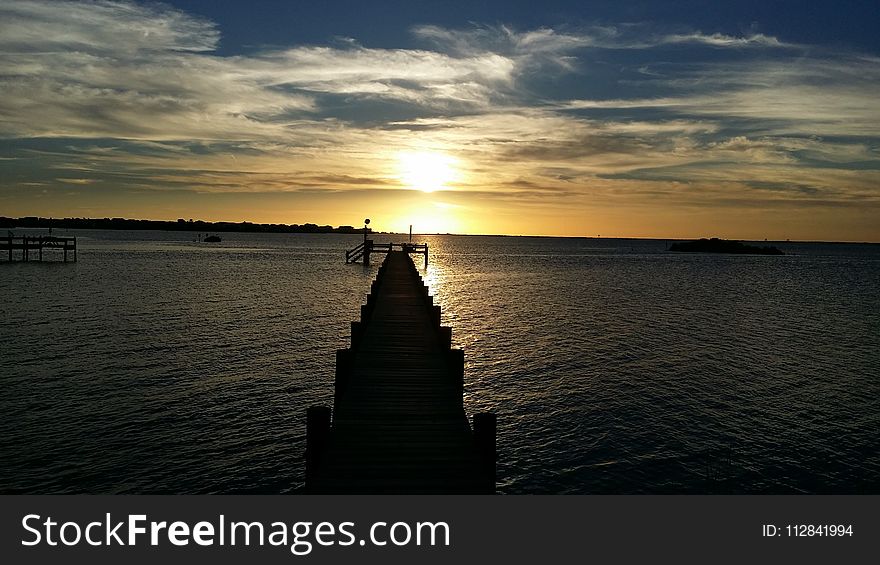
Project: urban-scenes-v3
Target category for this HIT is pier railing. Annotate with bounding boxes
[345,240,367,263]
[345,239,428,267]
[1,235,77,262]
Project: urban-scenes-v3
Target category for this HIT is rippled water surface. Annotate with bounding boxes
[1,230,878,493]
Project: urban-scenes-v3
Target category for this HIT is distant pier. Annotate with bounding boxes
[306,250,495,493]
[1,235,77,262]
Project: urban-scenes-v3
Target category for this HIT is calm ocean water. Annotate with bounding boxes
[1,230,878,493]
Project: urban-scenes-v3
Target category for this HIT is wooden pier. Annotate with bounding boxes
[1,235,77,262]
[306,250,495,493]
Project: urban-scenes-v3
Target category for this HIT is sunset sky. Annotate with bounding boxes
[1,0,878,240]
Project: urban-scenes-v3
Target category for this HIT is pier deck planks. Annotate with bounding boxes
[308,251,489,493]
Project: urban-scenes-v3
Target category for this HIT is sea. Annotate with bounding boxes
[1,229,878,494]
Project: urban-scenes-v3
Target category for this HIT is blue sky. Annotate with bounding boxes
[1,0,878,239]
[171,1,880,54]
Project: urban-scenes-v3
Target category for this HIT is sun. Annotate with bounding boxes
[397,151,459,192]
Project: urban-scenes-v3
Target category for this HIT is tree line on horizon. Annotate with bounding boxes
[0,216,372,234]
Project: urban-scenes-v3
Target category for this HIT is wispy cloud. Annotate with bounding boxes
[0,0,219,53]
[660,32,790,48]
[414,24,797,54]
[412,24,592,70]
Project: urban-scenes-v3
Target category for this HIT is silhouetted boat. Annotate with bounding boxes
[203,235,222,242]
[669,238,783,255]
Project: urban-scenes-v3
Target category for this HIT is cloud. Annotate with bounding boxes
[0,1,808,144]
[0,0,218,53]
[413,24,794,54]
[412,24,593,70]
[560,55,880,155]
[248,46,516,106]
[56,178,98,185]
[0,3,526,141]
[660,32,789,48]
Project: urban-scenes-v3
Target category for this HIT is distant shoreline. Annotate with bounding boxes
[1,216,367,235]
[2,216,876,244]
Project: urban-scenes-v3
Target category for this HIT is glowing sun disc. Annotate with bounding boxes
[397,151,458,192]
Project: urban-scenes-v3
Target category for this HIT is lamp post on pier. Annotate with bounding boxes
[363,218,372,266]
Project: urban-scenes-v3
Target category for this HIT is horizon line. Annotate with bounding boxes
[3,215,878,245]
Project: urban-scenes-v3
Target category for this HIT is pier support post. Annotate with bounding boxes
[439,326,452,349]
[448,348,464,399]
[306,406,332,483]
[351,321,364,348]
[334,348,353,406]
[473,412,496,492]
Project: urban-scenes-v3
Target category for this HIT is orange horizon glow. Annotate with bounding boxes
[5,192,878,242]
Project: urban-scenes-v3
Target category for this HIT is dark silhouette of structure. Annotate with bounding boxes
[2,234,77,262]
[345,239,429,267]
[345,217,430,266]
[306,251,495,493]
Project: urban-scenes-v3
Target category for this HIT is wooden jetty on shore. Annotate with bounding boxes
[1,235,77,262]
[306,250,495,493]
